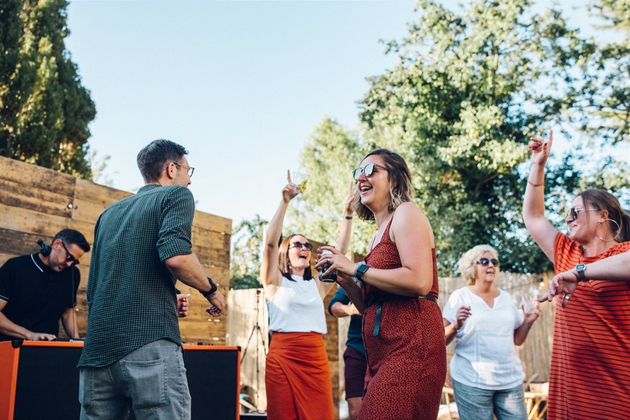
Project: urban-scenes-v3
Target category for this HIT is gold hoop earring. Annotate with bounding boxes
[596,218,621,242]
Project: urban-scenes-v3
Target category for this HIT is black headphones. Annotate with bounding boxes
[37,239,52,256]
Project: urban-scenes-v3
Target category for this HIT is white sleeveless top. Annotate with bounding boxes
[267,274,327,334]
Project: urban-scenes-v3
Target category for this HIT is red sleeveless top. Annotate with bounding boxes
[362,216,439,304]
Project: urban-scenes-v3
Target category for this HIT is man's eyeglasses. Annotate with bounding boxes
[477,258,499,267]
[60,241,79,265]
[173,162,194,177]
[566,207,598,221]
[289,242,313,251]
[352,163,388,182]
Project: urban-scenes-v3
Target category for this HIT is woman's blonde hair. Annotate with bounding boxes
[458,245,499,285]
[354,148,415,221]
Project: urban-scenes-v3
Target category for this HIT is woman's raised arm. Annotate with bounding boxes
[261,171,299,296]
[522,130,559,261]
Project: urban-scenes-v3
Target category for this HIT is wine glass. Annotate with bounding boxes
[292,171,310,194]
[520,288,540,315]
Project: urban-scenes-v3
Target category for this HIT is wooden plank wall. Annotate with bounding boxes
[0,155,231,345]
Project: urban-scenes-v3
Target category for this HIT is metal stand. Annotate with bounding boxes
[240,289,267,413]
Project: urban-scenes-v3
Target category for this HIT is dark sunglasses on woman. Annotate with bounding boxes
[352,163,388,181]
[290,242,313,251]
[477,258,499,267]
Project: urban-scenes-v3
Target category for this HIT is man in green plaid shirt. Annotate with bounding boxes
[78,139,225,420]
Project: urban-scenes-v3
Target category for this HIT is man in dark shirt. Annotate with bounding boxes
[78,139,226,420]
[0,229,90,341]
[329,286,366,420]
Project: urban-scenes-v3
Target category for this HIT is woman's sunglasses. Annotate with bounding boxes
[566,207,598,221]
[352,163,388,181]
[289,241,313,251]
[477,258,499,267]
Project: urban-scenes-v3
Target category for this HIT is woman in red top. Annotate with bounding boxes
[523,131,630,419]
[317,149,446,420]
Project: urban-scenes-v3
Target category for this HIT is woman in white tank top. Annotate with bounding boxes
[261,171,352,420]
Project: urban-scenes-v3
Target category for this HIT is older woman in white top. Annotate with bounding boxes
[261,171,339,420]
[442,245,540,420]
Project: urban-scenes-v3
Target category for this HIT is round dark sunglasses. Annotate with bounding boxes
[289,241,313,251]
[352,163,388,182]
[477,258,499,267]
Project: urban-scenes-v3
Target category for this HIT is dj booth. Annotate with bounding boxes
[0,340,240,420]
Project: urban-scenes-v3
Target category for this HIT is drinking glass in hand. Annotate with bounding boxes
[292,171,309,194]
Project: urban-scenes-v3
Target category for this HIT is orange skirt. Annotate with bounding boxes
[265,332,334,420]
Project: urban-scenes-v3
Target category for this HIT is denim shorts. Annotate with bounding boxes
[79,339,191,420]
[452,379,527,420]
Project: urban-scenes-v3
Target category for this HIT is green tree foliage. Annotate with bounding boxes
[578,0,630,144]
[558,0,630,199]
[287,117,376,251]
[358,0,591,275]
[295,0,595,276]
[0,0,96,179]
[230,215,267,289]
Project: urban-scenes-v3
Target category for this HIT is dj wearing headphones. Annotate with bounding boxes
[0,229,90,341]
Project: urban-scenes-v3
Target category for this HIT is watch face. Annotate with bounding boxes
[576,264,586,280]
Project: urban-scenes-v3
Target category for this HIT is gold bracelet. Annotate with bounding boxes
[528,180,544,187]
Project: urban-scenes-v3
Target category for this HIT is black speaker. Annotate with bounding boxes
[2,341,83,420]
[1,342,240,420]
[184,346,240,419]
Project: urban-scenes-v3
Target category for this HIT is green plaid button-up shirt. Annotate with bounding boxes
[78,184,195,367]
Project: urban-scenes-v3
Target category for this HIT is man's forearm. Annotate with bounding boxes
[0,311,33,339]
[61,308,79,339]
[165,253,212,292]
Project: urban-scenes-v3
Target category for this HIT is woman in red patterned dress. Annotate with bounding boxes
[316,149,446,420]
[523,131,630,419]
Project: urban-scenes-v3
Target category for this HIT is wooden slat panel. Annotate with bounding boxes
[0,179,73,218]
[191,226,230,248]
[193,247,230,271]
[193,210,232,235]
[0,156,75,196]
[74,178,133,206]
[71,198,107,226]
[0,228,48,256]
[0,203,93,239]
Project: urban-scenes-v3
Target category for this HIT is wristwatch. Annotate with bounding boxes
[355,263,370,281]
[200,277,218,298]
[575,264,586,281]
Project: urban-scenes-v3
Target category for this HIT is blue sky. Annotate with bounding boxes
[65,0,623,226]
[66,0,423,224]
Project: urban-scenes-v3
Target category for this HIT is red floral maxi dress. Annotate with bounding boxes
[357,218,447,420]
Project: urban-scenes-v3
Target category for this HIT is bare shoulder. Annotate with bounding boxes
[391,202,433,242]
[392,202,430,226]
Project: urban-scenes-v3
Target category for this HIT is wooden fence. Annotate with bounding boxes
[0,155,231,344]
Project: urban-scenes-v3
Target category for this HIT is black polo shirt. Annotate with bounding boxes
[0,254,79,340]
